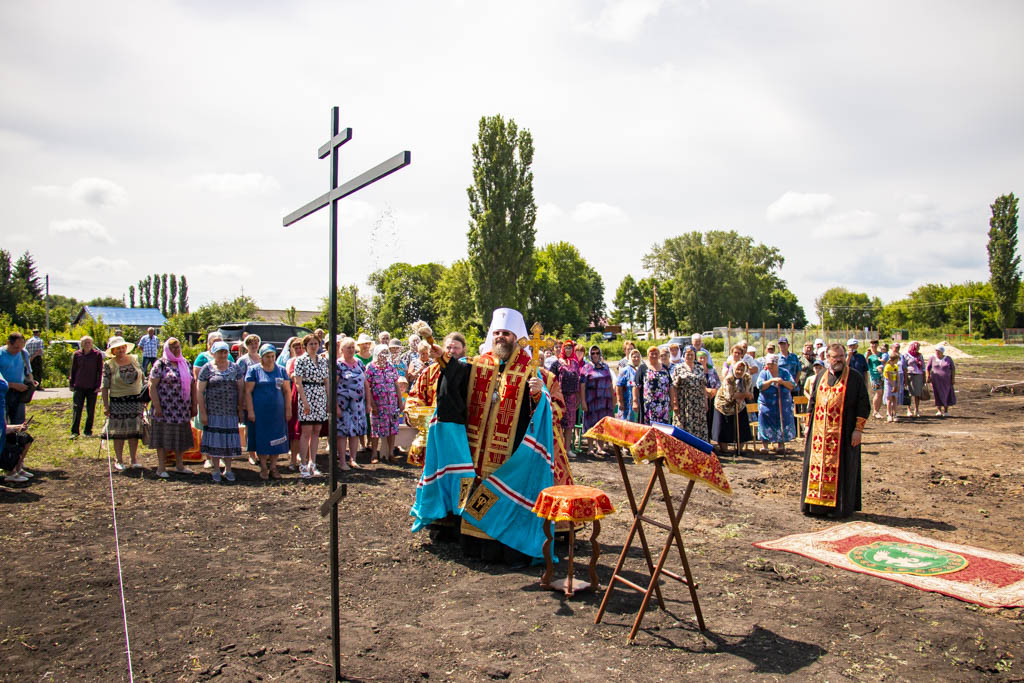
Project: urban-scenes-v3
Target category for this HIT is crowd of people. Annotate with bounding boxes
[0,324,959,488]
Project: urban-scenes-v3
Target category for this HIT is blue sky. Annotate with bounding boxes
[2,0,1022,323]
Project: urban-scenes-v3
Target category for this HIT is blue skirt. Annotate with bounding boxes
[201,414,242,458]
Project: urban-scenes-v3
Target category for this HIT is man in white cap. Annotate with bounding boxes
[425,307,573,561]
[846,338,869,385]
[745,344,763,373]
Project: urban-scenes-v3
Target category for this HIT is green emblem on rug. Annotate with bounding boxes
[848,541,968,576]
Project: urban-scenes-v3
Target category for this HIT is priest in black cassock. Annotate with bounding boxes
[800,343,870,518]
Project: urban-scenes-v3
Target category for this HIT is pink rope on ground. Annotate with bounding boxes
[103,422,135,682]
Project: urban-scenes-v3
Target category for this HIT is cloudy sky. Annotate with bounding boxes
[2,0,1022,323]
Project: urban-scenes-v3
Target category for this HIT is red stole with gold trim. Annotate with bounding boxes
[804,365,849,507]
[465,349,532,480]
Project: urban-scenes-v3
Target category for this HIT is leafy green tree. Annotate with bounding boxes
[311,285,369,336]
[612,275,642,329]
[161,295,259,343]
[988,193,1021,328]
[14,252,43,300]
[814,287,880,329]
[466,114,536,318]
[0,250,20,318]
[86,296,124,307]
[168,276,177,316]
[766,288,807,328]
[527,242,604,333]
[437,259,480,335]
[367,262,447,335]
[642,230,796,331]
[178,275,189,313]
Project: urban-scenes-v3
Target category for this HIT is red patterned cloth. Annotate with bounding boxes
[533,485,615,522]
[584,416,733,496]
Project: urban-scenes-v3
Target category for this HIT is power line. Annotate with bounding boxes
[821,298,993,311]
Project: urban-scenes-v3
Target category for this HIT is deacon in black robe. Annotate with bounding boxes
[800,346,870,518]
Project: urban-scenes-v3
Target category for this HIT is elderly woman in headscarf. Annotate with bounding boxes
[581,345,615,451]
[755,353,796,454]
[364,343,402,464]
[148,337,197,478]
[712,358,755,453]
[926,344,956,417]
[550,339,583,453]
[245,343,292,480]
[615,347,643,422]
[904,341,926,418]
[101,336,146,471]
[670,345,709,440]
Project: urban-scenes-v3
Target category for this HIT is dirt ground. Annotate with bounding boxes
[2,359,1023,682]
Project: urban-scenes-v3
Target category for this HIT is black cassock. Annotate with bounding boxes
[800,368,870,518]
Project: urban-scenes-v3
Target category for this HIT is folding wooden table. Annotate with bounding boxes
[584,418,733,643]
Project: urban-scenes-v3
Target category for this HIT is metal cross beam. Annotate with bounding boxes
[282,106,410,682]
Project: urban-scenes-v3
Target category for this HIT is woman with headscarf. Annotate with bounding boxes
[100,336,146,471]
[148,338,197,478]
[198,341,246,482]
[698,350,721,439]
[615,347,643,422]
[581,345,614,450]
[721,342,747,378]
[235,334,262,465]
[244,343,292,480]
[551,339,583,453]
[282,336,306,470]
[335,336,366,470]
[712,358,754,453]
[670,346,709,440]
[364,343,402,464]
[755,353,796,454]
[634,344,672,425]
[904,341,926,418]
[926,345,956,417]
[277,336,297,368]
[293,334,329,478]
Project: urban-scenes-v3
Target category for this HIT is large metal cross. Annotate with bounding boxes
[518,321,557,372]
[283,106,410,681]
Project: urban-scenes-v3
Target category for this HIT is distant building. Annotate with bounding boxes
[255,309,319,326]
[74,306,168,330]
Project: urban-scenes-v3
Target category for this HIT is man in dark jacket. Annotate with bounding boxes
[69,336,104,438]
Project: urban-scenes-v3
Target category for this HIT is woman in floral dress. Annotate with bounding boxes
[148,338,197,478]
[335,337,366,470]
[293,334,329,478]
[671,346,709,441]
[552,340,583,453]
[365,344,401,464]
[581,344,614,428]
[634,344,671,425]
[198,341,246,482]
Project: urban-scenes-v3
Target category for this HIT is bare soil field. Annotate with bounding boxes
[2,359,1023,681]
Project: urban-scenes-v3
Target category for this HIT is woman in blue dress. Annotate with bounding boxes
[335,337,367,470]
[755,354,797,454]
[244,344,292,480]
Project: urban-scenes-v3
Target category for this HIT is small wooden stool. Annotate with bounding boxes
[532,485,615,597]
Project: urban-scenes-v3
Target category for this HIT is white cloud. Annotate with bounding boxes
[579,0,668,42]
[193,263,252,278]
[766,191,835,223]
[189,173,280,196]
[49,218,114,243]
[30,177,127,207]
[812,210,880,240]
[70,256,130,271]
[571,201,628,224]
[69,177,127,207]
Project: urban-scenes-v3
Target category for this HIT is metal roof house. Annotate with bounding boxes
[73,306,168,329]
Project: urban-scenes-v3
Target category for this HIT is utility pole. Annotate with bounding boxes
[44,274,50,331]
[968,301,972,338]
[652,283,659,340]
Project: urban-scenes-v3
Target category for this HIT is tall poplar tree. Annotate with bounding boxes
[152,273,161,312]
[169,276,177,316]
[129,285,135,308]
[160,273,169,315]
[466,114,537,319]
[178,275,189,313]
[988,193,1021,328]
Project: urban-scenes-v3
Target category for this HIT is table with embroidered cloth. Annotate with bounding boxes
[533,485,615,597]
[583,416,733,642]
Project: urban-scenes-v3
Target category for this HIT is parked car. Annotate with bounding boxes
[49,339,81,351]
[602,332,615,341]
[215,322,313,355]
[702,331,714,339]
[666,336,689,348]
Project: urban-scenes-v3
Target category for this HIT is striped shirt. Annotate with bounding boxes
[25,336,44,358]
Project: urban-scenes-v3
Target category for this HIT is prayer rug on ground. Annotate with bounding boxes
[753,521,1024,608]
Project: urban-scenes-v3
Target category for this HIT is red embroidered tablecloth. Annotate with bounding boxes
[584,417,732,496]
[532,485,616,522]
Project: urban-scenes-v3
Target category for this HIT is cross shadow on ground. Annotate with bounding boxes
[852,511,957,531]
[690,624,827,674]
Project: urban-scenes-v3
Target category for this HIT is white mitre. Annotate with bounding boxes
[480,307,528,353]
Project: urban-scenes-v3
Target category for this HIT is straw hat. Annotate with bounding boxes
[105,336,134,356]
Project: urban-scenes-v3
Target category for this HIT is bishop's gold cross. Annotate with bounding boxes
[519,321,557,372]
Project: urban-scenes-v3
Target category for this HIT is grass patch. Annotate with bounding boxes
[958,344,1024,361]
[20,397,106,469]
